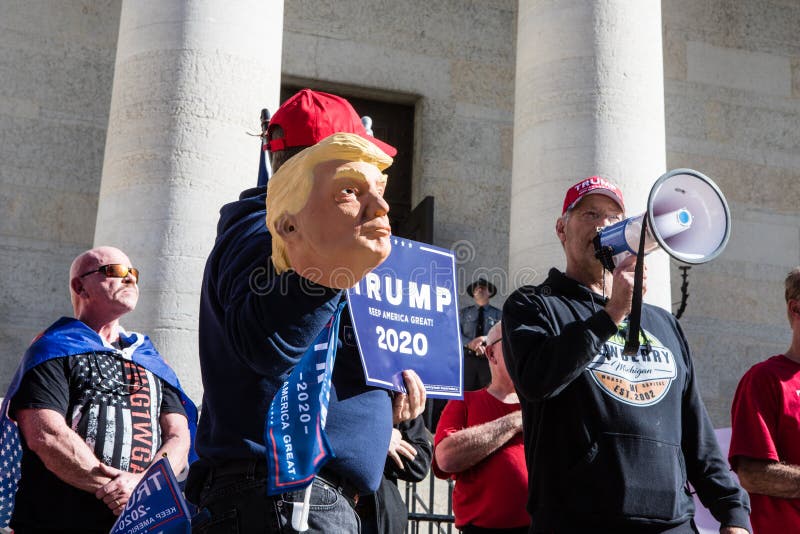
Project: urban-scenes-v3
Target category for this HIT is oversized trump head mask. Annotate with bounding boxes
[266,133,394,289]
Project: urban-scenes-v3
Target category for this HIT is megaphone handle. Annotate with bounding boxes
[593,234,616,272]
[622,216,648,356]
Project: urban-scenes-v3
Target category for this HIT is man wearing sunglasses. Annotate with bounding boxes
[2,246,195,534]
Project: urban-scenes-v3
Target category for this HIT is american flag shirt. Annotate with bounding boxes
[0,317,197,529]
[23,351,178,474]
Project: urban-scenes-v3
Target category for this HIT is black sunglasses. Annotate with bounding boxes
[79,264,139,283]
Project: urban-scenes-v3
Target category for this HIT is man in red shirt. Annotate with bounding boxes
[730,266,800,533]
[433,321,529,533]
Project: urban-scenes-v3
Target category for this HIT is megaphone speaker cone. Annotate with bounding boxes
[594,169,731,267]
[647,169,731,264]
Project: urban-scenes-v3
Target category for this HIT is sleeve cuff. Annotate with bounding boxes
[720,507,752,533]
[587,309,619,341]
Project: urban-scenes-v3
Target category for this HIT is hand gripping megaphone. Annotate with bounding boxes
[592,169,731,354]
[593,169,731,271]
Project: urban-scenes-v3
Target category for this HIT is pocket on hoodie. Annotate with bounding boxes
[561,432,687,521]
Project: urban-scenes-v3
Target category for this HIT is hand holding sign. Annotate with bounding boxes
[95,463,144,515]
[109,456,191,534]
[392,370,427,424]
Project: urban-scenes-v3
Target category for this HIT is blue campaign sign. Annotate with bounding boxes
[109,457,191,534]
[347,237,462,399]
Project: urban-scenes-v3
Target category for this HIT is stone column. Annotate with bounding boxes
[95,0,284,400]
[509,0,670,309]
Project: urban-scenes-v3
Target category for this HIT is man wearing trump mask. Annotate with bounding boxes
[188,125,425,533]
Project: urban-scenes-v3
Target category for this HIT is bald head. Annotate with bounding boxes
[69,246,139,326]
[69,246,128,281]
[486,321,502,348]
[484,320,516,395]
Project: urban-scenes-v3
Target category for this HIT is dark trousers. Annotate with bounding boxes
[460,526,528,534]
[190,461,360,533]
[533,518,699,534]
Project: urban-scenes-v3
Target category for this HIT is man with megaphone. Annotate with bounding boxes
[503,176,751,533]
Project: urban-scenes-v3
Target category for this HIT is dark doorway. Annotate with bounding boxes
[397,196,434,245]
[280,85,417,238]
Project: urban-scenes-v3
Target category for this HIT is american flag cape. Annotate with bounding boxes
[0,317,198,527]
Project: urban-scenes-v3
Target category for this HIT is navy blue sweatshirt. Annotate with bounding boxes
[193,186,392,492]
[502,269,750,533]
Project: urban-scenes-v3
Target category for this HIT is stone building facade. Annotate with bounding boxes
[1,0,798,426]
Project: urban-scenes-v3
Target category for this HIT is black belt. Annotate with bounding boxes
[317,466,360,506]
[208,459,360,505]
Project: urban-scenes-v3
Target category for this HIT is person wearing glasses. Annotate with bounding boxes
[426,278,501,433]
[3,246,194,534]
[502,177,751,533]
[433,321,529,534]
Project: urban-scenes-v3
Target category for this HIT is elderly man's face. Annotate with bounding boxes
[557,194,624,276]
[75,248,139,317]
[290,159,391,287]
[486,333,512,383]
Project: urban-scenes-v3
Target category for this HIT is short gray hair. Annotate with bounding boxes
[486,321,502,346]
[785,267,800,303]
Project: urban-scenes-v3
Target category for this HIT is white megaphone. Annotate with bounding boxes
[593,168,731,271]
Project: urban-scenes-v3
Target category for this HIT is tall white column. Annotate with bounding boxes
[95,0,284,400]
[510,0,670,309]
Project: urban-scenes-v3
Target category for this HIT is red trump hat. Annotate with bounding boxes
[265,89,397,157]
[562,176,625,215]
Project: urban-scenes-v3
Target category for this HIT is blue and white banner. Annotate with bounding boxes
[264,302,346,495]
[347,238,462,399]
[109,456,191,534]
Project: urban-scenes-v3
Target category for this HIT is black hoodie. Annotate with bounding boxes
[503,268,750,533]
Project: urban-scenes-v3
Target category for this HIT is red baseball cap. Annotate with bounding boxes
[265,89,397,157]
[562,176,625,215]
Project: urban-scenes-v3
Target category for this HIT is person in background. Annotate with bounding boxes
[433,321,529,534]
[427,277,502,433]
[4,246,193,534]
[358,414,432,534]
[460,278,502,391]
[730,266,800,534]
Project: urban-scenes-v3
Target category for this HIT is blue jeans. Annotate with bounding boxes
[191,465,360,534]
